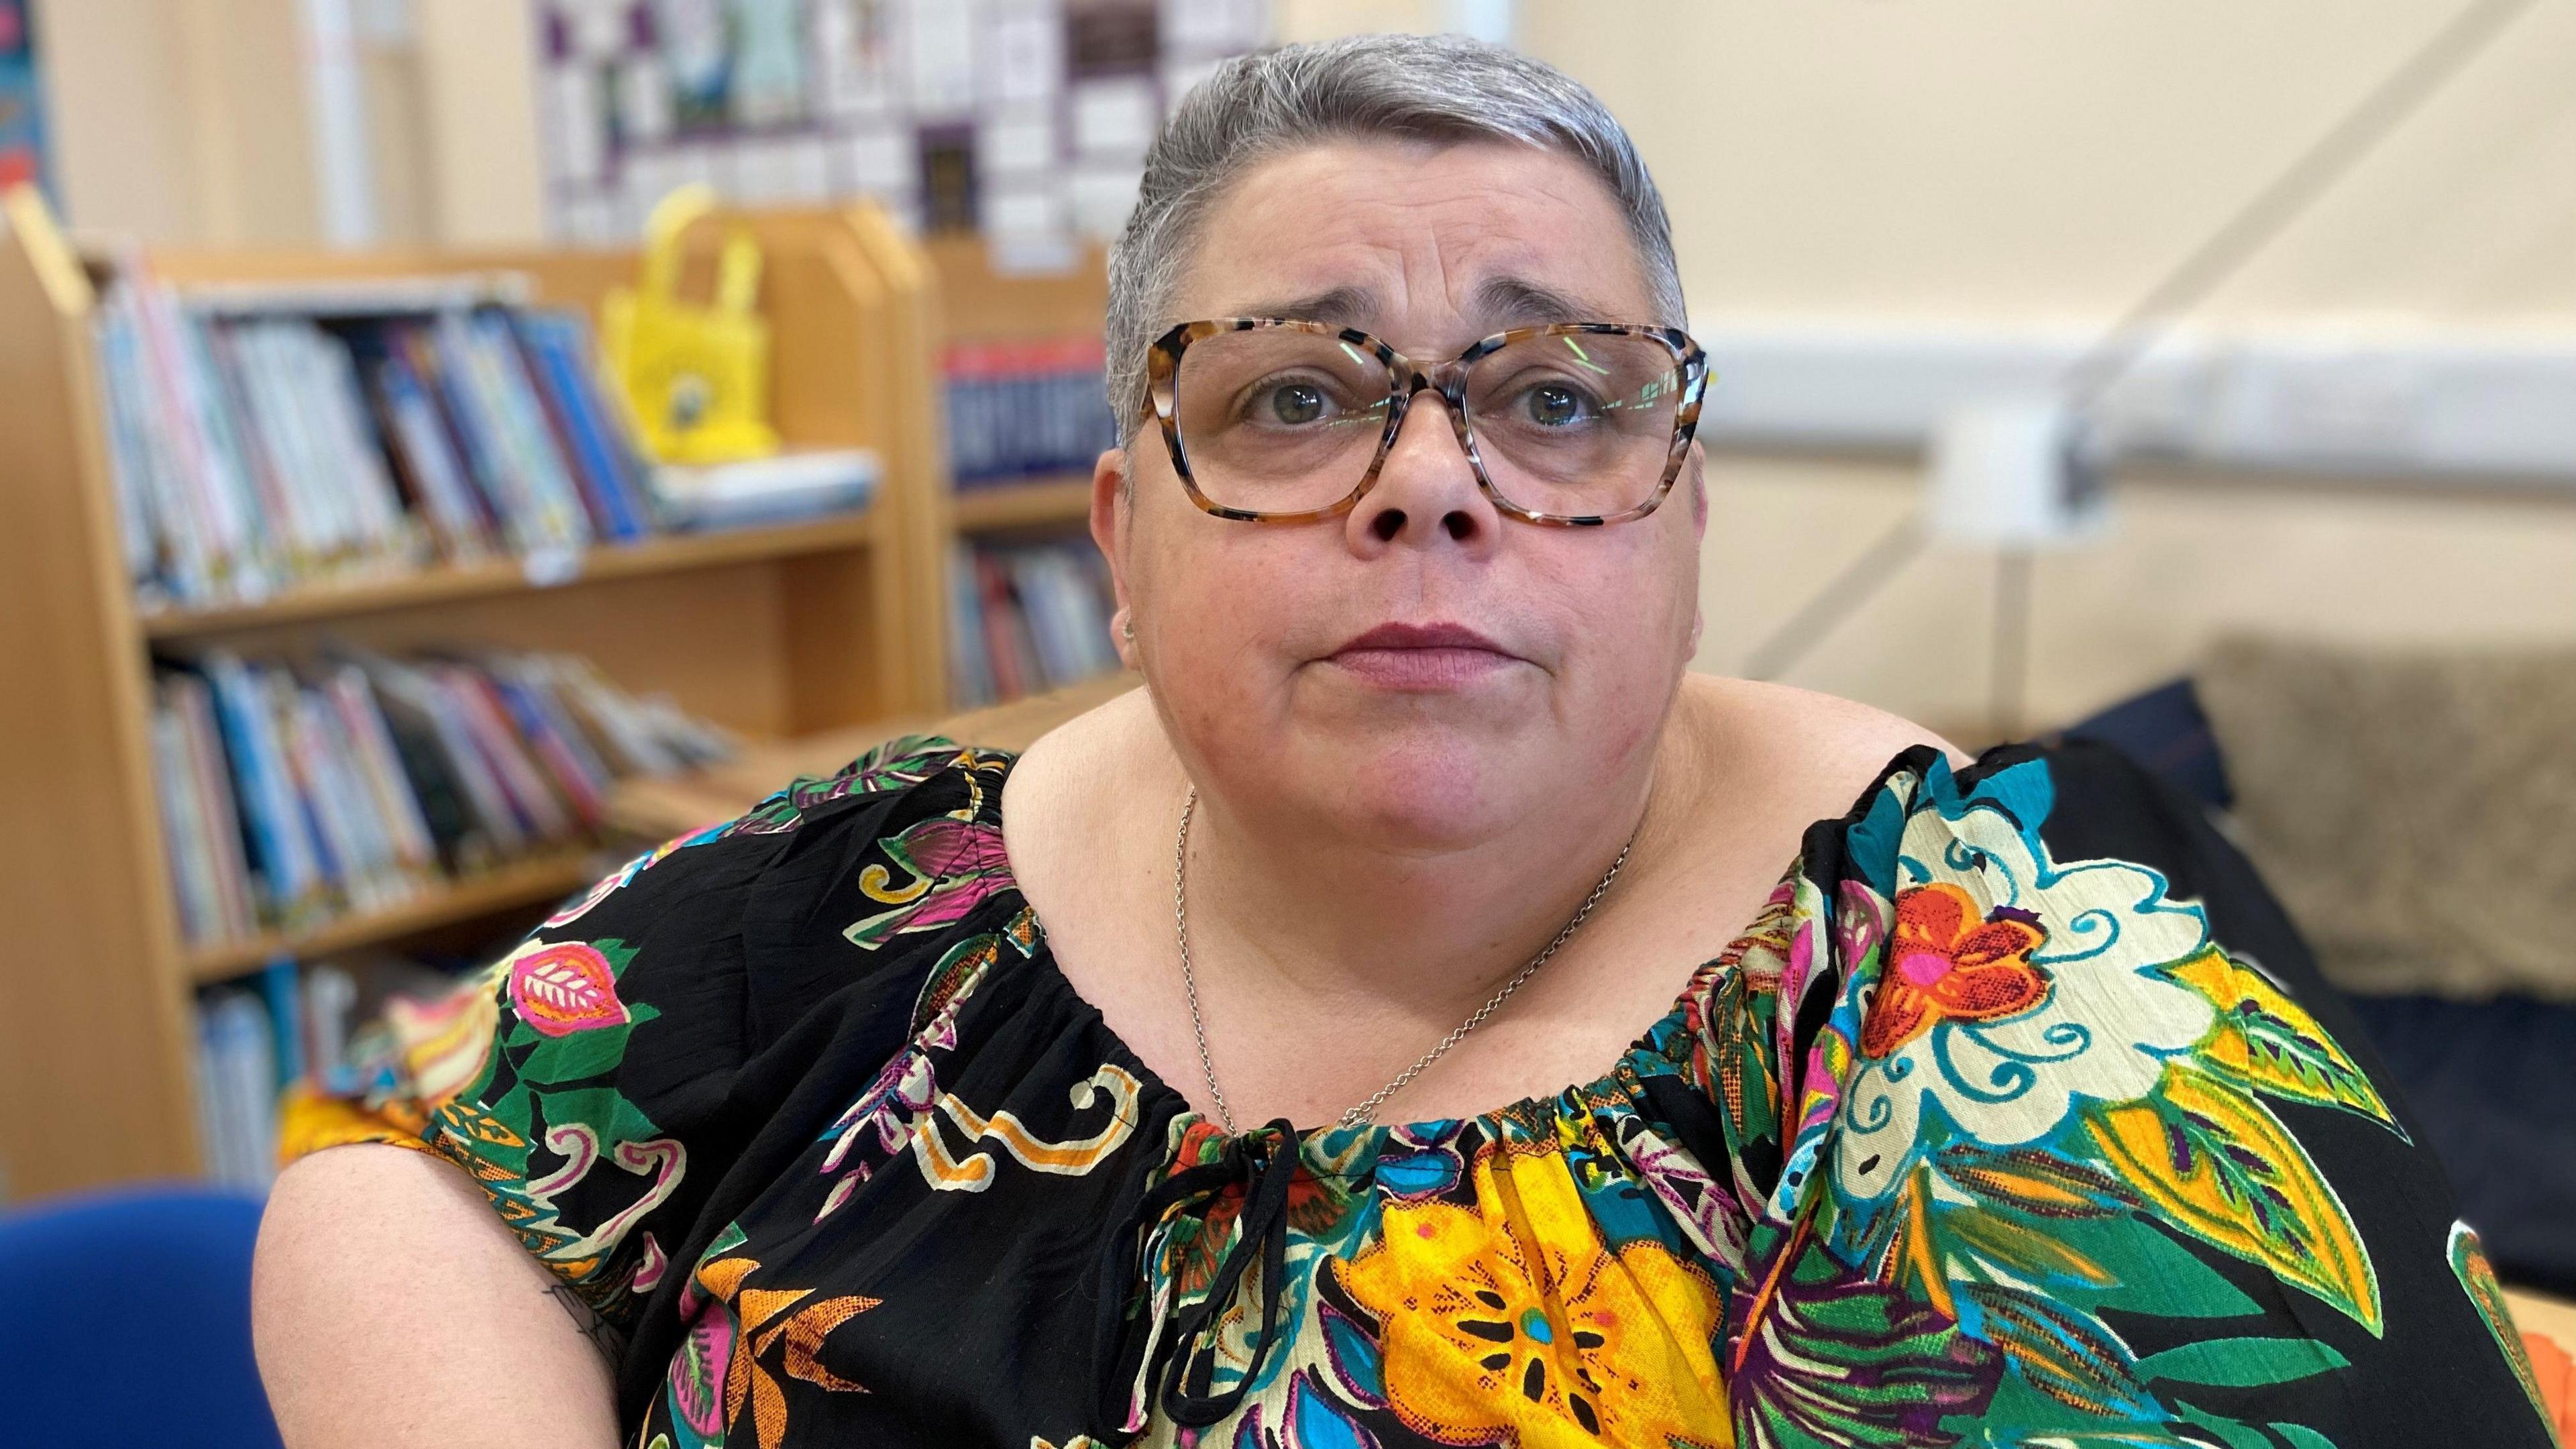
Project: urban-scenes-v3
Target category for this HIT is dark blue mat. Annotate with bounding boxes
[2345,993,2576,1298]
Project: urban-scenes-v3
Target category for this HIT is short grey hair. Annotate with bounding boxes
[1105,32,1688,447]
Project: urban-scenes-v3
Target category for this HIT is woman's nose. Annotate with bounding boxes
[1345,388,1501,549]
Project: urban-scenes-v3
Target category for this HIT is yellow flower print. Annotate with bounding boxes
[1336,1146,1731,1449]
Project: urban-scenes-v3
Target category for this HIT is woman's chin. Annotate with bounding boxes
[1178,680,1598,847]
[1297,728,1554,850]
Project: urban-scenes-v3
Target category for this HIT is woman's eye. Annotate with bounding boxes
[1525,383,1592,427]
[1269,383,1327,425]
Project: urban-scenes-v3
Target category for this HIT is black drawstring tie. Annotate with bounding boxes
[1095,1117,1303,1432]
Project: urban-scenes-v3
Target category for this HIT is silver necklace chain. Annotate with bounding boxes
[1172,786,1639,1134]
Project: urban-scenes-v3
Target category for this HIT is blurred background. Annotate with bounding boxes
[0,0,2571,1436]
[25,0,2576,726]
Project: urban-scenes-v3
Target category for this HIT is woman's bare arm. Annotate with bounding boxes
[252,1144,621,1448]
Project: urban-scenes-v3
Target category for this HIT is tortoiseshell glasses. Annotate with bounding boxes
[1142,319,1711,526]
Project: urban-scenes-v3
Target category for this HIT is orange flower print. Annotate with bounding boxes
[684,1252,881,1449]
[1862,883,2051,1059]
[1336,1147,1728,1449]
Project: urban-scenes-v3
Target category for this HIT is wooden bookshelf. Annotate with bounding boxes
[181,848,606,984]
[606,673,1141,842]
[921,236,1120,724]
[140,511,882,639]
[950,475,1095,533]
[0,187,953,1197]
[924,233,1108,345]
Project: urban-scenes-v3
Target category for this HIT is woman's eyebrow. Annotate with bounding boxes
[1473,274,1599,326]
[1231,284,1379,325]
[1226,276,1605,332]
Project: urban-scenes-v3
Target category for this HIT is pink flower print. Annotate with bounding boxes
[844,817,1014,949]
[667,1305,735,1438]
[506,941,632,1037]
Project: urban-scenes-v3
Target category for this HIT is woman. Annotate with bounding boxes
[254,33,2557,1449]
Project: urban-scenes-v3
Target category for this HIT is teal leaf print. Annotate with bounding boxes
[1962,1283,2158,1419]
[1937,1142,2139,1220]
[2087,1065,2381,1334]
[2174,1399,2286,1449]
[1730,1250,2002,1448]
[2057,1210,2265,1322]
[2137,1336,2351,1389]
[723,735,967,837]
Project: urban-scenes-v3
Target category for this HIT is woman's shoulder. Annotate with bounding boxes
[1672,674,1968,839]
[1682,676,2221,855]
[996,683,1179,855]
[1682,673,1964,767]
[531,734,1020,953]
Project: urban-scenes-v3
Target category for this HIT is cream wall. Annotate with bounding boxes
[1278,1,2576,733]
[30,0,541,248]
[1510,1,2576,733]
[34,0,220,243]
[410,0,547,246]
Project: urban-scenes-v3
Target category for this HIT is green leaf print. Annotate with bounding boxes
[2137,1336,2350,1389]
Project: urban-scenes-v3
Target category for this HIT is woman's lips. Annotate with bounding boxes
[1325,645,1516,689]
[1322,621,1521,689]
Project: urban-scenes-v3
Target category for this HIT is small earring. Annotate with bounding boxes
[1120,618,1136,642]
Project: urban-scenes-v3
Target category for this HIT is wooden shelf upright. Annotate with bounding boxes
[924,234,1114,543]
[0,189,953,1197]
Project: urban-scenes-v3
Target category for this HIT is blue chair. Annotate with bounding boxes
[0,1183,284,1448]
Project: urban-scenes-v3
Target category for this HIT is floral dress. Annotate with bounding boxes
[288,735,2562,1449]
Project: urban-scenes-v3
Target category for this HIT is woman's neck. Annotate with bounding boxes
[1172,710,1708,1032]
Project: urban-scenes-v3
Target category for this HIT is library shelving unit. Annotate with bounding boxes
[925,233,1110,542]
[0,187,954,1196]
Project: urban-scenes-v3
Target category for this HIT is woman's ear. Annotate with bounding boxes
[1091,447,1140,670]
[1089,446,1128,559]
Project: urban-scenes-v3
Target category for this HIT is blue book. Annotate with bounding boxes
[405,321,521,547]
[260,957,305,1091]
[201,653,319,921]
[514,313,643,540]
[538,311,660,534]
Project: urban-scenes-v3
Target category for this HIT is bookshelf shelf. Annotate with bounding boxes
[951,476,1095,533]
[138,510,881,640]
[181,847,606,984]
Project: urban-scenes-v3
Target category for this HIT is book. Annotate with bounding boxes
[513,309,657,540]
[650,448,881,531]
[91,268,659,610]
[945,335,1119,488]
[303,962,360,1095]
[151,699,223,945]
[149,645,735,953]
[200,651,327,928]
[945,534,1122,707]
[362,341,498,558]
[169,674,260,939]
[193,989,278,1189]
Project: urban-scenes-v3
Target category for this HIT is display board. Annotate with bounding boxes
[533,0,1269,252]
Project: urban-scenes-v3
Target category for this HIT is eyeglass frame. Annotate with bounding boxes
[1140,317,1713,527]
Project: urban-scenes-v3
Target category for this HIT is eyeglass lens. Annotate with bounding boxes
[1171,329,1686,517]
